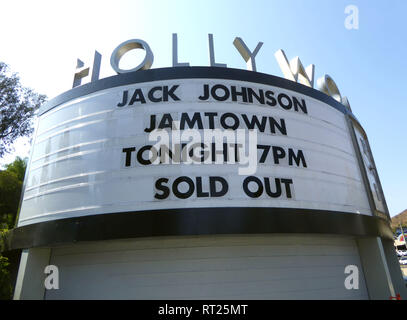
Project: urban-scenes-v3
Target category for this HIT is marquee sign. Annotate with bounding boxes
[7,36,391,248]
[17,68,383,227]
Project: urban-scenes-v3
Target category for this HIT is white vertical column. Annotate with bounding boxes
[356,237,396,299]
[13,248,51,300]
[381,238,407,298]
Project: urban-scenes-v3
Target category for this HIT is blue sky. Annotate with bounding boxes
[0,0,406,216]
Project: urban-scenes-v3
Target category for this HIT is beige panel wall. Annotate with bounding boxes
[44,234,368,300]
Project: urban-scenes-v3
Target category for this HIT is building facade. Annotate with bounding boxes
[8,67,405,299]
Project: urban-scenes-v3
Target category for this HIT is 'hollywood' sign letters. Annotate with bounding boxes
[73,33,351,110]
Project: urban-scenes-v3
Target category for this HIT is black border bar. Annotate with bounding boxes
[4,207,393,251]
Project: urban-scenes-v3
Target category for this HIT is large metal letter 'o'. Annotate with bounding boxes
[110,39,154,74]
[317,74,342,103]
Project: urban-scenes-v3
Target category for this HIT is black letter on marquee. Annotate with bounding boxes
[272,146,286,164]
[211,84,230,101]
[117,90,128,107]
[196,177,209,198]
[163,85,180,101]
[280,179,294,198]
[210,176,228,197]
[199,84,210,100]
[145,114,156,133]
[293,97,307,114]
[288,149,307,167]
[204,112,218,129]
[277,93,292,110]
[269,117,287,135]
[220,113,239,130]
[265,90,277,106]
[173,176,195,199]
[247,88,265,104]
[137,145,155,165]
[129,89,146,105]
[231,86,248,102]
[243,176,263,198]
[158,114,174,130]
[180,113,204,130]
[264,178,282,198]
[155,178,170,199]
[257,145,270,163]
[148,87,163,102]
[122,147,135,167]
[241,114,267,132]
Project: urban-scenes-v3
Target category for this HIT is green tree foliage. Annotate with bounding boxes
[0,61,42,300]
[0,157,26,230]
[0,62,46,158]
[4,156,26,183]
[0,157,27,299]
[0,253,11,300]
